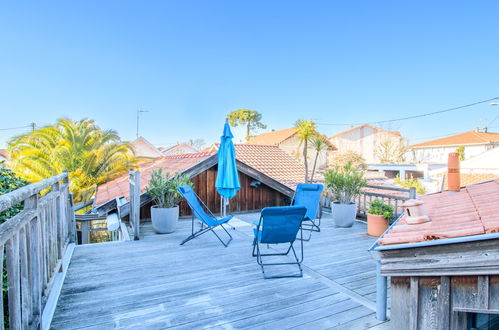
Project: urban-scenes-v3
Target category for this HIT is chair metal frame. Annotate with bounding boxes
[252,208,305,279]
[178,186,233,247]
[291,184,323,241]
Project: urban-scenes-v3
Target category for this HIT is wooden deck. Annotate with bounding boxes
[51,213,390,329]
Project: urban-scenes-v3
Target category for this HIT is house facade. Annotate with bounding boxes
[407,130,499,164]
[328,124,404,164]
[130,136,163,159]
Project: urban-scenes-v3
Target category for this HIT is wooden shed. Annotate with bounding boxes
[94,144,305,219]
[371,179,499,329]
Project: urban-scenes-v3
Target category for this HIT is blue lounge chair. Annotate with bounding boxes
[252,206,307,278]
[292,183,323,241]
[177,185,233,247]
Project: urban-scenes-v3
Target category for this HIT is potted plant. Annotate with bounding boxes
[366,199,394,237]
[146,169,192,234]
[324,162,367,227]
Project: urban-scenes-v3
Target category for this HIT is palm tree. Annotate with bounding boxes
[310,135,329,181]
[8,118,136,203]
[294,119,317,183]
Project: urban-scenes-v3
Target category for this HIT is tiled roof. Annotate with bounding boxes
[330,124,401,139]
[245,127,298,146]
[436,172,499,190]
[379,179,499,245]
[235,144,306,189]
[95,145,307,206]
[95,152,215,206]
[410,131,499,148]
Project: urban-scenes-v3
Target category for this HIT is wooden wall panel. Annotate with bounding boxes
[179,165,288,216]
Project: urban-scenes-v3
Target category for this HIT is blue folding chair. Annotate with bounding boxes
[252,206,307,279]
[177,185,233,247]
[292,183,323,241]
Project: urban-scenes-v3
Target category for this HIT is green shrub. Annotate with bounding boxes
[324,162,367,204]
[0,165,28,328]
[0,165,29,223]
[146,169,192,208]
[394,174,425,195]
[367,199,394,220]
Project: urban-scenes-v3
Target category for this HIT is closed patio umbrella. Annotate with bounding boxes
[215,120,240,216]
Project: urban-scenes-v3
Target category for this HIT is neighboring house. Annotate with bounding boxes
[0,149,8,164]
[246,127,335,174]
[407,130,499,164]
[130,136,163,159]
[329,124,404,164]
[160,143,199,156]
[371,178,499,329]
[430,146,499,189]
[94,145,307,217]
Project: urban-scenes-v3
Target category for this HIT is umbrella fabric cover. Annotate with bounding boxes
[215,121,241,199]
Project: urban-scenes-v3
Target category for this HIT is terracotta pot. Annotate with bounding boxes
[367,214,388,237]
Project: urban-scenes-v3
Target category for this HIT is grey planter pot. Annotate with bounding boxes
[332,202,357,228]
[151,205,179,234]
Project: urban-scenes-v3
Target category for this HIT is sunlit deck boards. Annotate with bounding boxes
[51,213,389,329]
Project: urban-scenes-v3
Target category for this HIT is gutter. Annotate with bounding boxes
[373,231,499,251]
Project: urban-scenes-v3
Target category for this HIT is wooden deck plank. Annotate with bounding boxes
[51,213,388,329]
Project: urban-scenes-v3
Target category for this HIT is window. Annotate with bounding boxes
[467,312,499,330]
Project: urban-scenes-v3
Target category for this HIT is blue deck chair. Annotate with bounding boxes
[292,183,323,241]
[177,185,233,247]
[252,206,307,279]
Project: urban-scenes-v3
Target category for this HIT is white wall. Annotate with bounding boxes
[407,144,498,164]
[329,126,403,163]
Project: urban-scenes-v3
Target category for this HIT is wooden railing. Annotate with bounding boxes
[355,185,416,218]
[0,172,75,329]
[317,181,416,218]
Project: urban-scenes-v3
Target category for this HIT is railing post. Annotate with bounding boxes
[129,170,140,240]
[409,187,416,199]
[376,260,388,321]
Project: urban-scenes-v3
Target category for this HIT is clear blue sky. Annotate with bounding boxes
[1,1,499,147]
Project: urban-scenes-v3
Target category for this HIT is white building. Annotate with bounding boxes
[329,124,404,164]
[407,130,499,164]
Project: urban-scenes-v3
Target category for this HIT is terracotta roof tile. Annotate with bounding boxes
[245,127,298,146]
[235,144,306,189]
[379,179,499,245]
[410,131,499,148]
[95,152,215,206]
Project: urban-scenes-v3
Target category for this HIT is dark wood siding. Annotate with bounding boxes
[140,165,289,220]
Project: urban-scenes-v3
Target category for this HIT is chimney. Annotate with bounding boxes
[483,126,488,133]
[448,152,460,192]
[401,199,430,224]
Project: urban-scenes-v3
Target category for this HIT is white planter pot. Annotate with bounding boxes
[151,205,179,234]
[332,202,357,228]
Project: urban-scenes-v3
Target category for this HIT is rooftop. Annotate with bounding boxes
[379,179,499,246]
[410,130,499,148]
[330,124,401,139]
[245,127,298,146]
[52,212,388,329]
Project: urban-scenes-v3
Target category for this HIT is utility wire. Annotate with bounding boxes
[0,125,31,131]
[317,97,499,126]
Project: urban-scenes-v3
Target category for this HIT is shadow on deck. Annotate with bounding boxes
[51,213,390,329]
